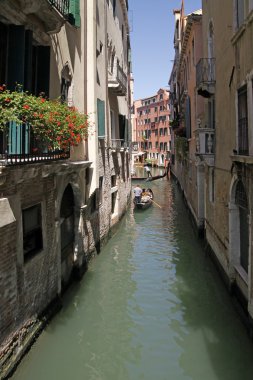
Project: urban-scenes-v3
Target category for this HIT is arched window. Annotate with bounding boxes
[235,180,249,272]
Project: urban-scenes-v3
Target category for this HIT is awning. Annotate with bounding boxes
[137,151,145,156]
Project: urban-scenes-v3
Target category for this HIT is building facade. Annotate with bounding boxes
[169,2,204,232]
[133,89,171,167]
[0,0,131,369]
[198,0,253,323]
[170,0,253,328]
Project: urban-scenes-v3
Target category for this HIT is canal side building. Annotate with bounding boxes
[133,89,171,167]
[169,2,204,232]
[170,0,253,330]
[198,0,253,325]
[0,0,131,370]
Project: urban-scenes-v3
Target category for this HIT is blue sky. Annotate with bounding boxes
[128,0,202,100]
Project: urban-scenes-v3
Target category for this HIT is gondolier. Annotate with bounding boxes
[144,165,152,178]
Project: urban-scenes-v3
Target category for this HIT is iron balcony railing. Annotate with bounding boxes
[238,117,249,155]
[0,123,70,166]
[196,58,216,87]
[48,0,70,16]
[108,62,127,96]
[110,139,129,150]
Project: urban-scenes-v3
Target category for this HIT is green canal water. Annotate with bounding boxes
[11,177,253,380]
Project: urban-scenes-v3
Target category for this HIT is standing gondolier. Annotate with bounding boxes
[144,165,152,178]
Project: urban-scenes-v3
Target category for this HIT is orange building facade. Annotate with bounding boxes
[133,89,171,167]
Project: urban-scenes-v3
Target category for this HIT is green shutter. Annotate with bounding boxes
[97,99,105,137]
[69,0,81,27]
[8,122,29,154]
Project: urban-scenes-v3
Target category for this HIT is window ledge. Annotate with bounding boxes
[111,186,118,193]
[231,10,253,45]
[231,24,246,45]
[231,155,253,164]
[234,265,248,285]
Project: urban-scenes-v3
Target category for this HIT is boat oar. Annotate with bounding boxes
[150,199,162,208]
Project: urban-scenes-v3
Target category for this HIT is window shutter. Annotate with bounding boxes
[97,99,105,137]
[8,122,30,154]
[69,0,81,27]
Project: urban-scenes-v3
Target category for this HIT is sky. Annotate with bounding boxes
[128,0,202,100]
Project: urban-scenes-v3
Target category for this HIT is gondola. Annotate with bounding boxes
[134,188,154,210]
[131,172,166,182]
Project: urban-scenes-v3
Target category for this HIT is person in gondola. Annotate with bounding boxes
[133,184,142,203]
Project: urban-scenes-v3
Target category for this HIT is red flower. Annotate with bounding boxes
[23,104,30,110]
[5,98,11,103]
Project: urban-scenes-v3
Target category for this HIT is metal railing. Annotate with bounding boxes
[0,124,70,166]
[108,62,127,95]
[238,117,249,155]
[110,139,129,150]
[48,0,70,16]
[196,58,215,87]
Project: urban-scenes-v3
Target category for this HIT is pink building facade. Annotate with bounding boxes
[133,89,171,167]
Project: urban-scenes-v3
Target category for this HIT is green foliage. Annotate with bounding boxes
[175,136,188,162]
[0,84,91,150]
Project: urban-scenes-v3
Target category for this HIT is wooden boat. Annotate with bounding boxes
[134,188,154,210]
[131,172,166,182]
[146,172,166,181]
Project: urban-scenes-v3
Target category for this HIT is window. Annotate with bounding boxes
[192,39,195,65]
[113,0,116,17]
[23,204,43,260]
[238,86,248,155]
[209,167,215,203]
[111,175,116,187]
[97,98,105,137]
[60,184,75,254]
[159,128,163,136]
[160,105,163,111]
[235,180,249,272]
[159,94,163,100]
[235,0,245,28]
[99,176,103,204]
[155,107,157,112]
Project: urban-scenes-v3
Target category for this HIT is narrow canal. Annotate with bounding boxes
[11,177,253,380]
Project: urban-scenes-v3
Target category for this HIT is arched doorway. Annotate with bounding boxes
[60,184,75,286]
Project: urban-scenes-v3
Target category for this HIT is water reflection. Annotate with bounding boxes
[12,178,253,380]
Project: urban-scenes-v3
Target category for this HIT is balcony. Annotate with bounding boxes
[108,63,127,96]
[196,58,216,98]
[194,128,215,165]
[0,0,69,34]
[110,139,129,152]
[0,123,70,166]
